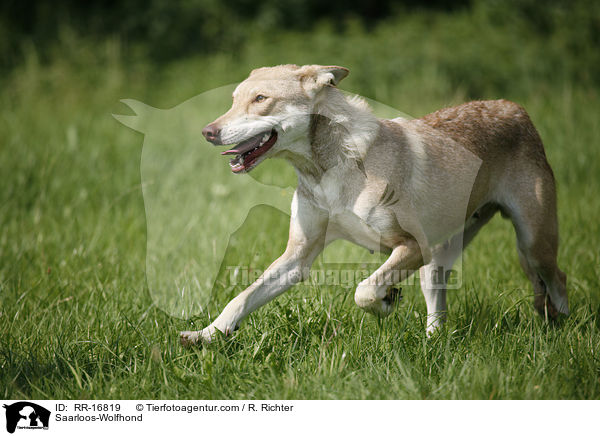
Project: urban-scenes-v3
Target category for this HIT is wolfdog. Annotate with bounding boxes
[181,64,568,345]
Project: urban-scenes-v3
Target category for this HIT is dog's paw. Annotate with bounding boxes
[355,285,401,317]
[179,330,201,347]
[179,327,216,347]
[365,299,396,317]
[426,324,442,338]
[383,287,402,305]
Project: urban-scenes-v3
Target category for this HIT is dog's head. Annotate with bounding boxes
[202,64,349,173]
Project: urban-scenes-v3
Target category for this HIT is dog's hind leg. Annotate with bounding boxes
[501,169,569,319]
[515,247,565,320]
[420,204,498,335]
[354,238,423,317]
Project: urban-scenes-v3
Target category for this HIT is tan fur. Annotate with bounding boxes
[181,65,568,345]
[418,100,567,320]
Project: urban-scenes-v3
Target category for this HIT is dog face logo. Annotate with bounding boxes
[113,82,413,318]
[3,402,50,433]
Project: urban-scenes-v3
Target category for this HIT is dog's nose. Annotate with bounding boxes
[202,123,221,144]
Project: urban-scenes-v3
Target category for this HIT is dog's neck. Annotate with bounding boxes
[284,87,379,181]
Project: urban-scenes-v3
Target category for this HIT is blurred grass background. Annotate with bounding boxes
[1,0,599,399]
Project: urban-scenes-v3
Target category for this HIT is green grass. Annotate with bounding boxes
[1,12,600,399]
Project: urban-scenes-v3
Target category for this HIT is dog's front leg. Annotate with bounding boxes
[181,192,327,345]
[354,239,424,317]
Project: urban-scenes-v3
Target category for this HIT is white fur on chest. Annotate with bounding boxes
[304,173,394,251]
[309,169,348,213]
[327,210,386,252]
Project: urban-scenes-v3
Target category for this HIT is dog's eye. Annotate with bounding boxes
[254,95,267,103]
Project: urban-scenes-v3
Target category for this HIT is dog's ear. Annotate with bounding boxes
[299,65,349,96]
[316,66,349,87]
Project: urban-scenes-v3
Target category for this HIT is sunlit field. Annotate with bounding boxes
[1,4,599,399]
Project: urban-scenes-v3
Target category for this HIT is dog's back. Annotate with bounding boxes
[419,99,550,166]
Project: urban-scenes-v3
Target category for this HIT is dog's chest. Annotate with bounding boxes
[309,173,347,213]
[308,176,397,251]
[328,210,390,251]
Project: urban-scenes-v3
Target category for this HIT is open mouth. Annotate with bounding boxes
[221,129,278,173]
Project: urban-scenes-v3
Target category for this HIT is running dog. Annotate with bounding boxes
[180,64,568,345]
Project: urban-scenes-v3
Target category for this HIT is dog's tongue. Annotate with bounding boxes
[221,134,262,156]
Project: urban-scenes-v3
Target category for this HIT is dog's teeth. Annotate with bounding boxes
[230,161,244,171]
